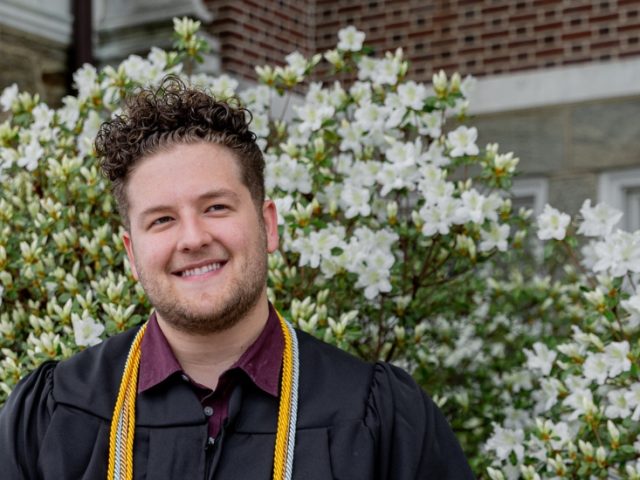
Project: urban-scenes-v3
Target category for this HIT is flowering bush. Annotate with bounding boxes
[482,200,640,479]
[5,18,635,477]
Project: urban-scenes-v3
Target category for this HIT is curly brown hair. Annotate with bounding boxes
[95,75,265,229]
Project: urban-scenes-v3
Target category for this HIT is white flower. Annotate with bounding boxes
[240,85,272,112]
[373,55,402,85]
[525,342,557,376]
[536,204,571,241]
[338,120,365,155]
[419,197,458,236]
[397,81,428,110]
[337,26,365,52]
[147,47,168,69]
[583,352,609,385]
[0,83,18,111]
[31,104,54,131]
[577,199,622,237]
[417,113,443,139]
[423,141,449,167]
[290,235,315,268]
[621,293,640,316]
[73,64,99,100]
[563,387,594,420]
[250,112,270,138]
[209,74,239,99]
[354,101,388,132]
[486,426,525,461]
[285,51,308,76]
[604,341,631,377]
[272,195,294,225]
[605,389,631,419]
[376,162,417,196]
[447,126,479,157]
[625,383,640,421]
[340,184,371,218]
[294,103,334,133]
[356,56,377,81]
[456,189,486,224]
[266,154,312,195]
[120,55,153,84]
[58,95,81,130]
[349,81,373,105]
[592,230,640,277]
[355,264,392,299]
[460,75,477,97]
[534,377,563,412]
[581,240,599,270]
[77,110,103,157]
[348,160,380,187]
[72,313,105,347]
[18,139,44,171]
[480,223,510,252]
[383,93,406,129]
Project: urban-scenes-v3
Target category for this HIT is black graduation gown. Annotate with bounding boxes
[0,327,475,479]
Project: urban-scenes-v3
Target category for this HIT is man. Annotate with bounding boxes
[0,77,474,479]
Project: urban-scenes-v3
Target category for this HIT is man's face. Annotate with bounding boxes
[122,142,278,334]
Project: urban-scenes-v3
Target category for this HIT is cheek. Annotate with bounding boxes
[133,238,173,272]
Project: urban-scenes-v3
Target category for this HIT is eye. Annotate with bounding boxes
[151,216,173,227]
[206,204,228,213]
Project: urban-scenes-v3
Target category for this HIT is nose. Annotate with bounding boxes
[176,215,212,252]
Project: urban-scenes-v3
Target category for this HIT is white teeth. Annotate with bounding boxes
[180,262,221,277]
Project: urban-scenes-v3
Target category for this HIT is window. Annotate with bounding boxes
[510,177,548,217]
[598,168,640,232]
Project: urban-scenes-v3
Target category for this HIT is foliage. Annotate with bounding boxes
[3,18,638,478]
[482,201,640,479]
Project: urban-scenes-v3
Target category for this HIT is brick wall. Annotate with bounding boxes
[205,0,640,82]
[206,0,315,80]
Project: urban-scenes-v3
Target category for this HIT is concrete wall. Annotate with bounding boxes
[475,94,640,215]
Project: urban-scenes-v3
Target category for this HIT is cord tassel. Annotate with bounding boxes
[107,312,299,480]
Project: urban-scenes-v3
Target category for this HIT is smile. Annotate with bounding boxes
[177,262,223,277]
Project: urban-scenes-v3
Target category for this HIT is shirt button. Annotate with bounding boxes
[203,406,214,417]
[208,436,215,446]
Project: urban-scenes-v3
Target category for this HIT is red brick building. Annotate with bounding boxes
[206,0,640,82]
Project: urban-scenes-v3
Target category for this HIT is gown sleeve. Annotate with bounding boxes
[368,362,475,479]
[0,361,57,480]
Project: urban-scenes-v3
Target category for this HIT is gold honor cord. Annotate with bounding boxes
[107,322,148,480]
[107,312,299,480]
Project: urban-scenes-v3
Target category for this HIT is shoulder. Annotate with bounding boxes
[53,325,141,418]
[0,361,58,476]
[1,360,57,417]
[368,362,476,479]
[294,330,375,425]
[295,329,373,394]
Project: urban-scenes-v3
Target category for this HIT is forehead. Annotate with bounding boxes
[125,142,246,209]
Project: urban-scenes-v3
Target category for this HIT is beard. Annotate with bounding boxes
[135,229,269,335]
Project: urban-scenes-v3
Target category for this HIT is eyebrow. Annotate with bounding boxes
[137,189,241,220]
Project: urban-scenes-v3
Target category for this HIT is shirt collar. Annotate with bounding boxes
[138,303,283,397]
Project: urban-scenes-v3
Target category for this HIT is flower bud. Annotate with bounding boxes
[432,70,448,96]
[607,420,620,448]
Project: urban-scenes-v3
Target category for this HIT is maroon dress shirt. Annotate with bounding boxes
[137,304,284,443]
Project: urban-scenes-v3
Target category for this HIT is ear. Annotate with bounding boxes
[262,199,279,254]
[122,231,139,280]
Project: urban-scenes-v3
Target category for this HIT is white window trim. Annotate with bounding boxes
[598,167,640,231]
[511,177,549,217]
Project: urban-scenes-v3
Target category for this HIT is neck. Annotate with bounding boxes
[155,297,270,390]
